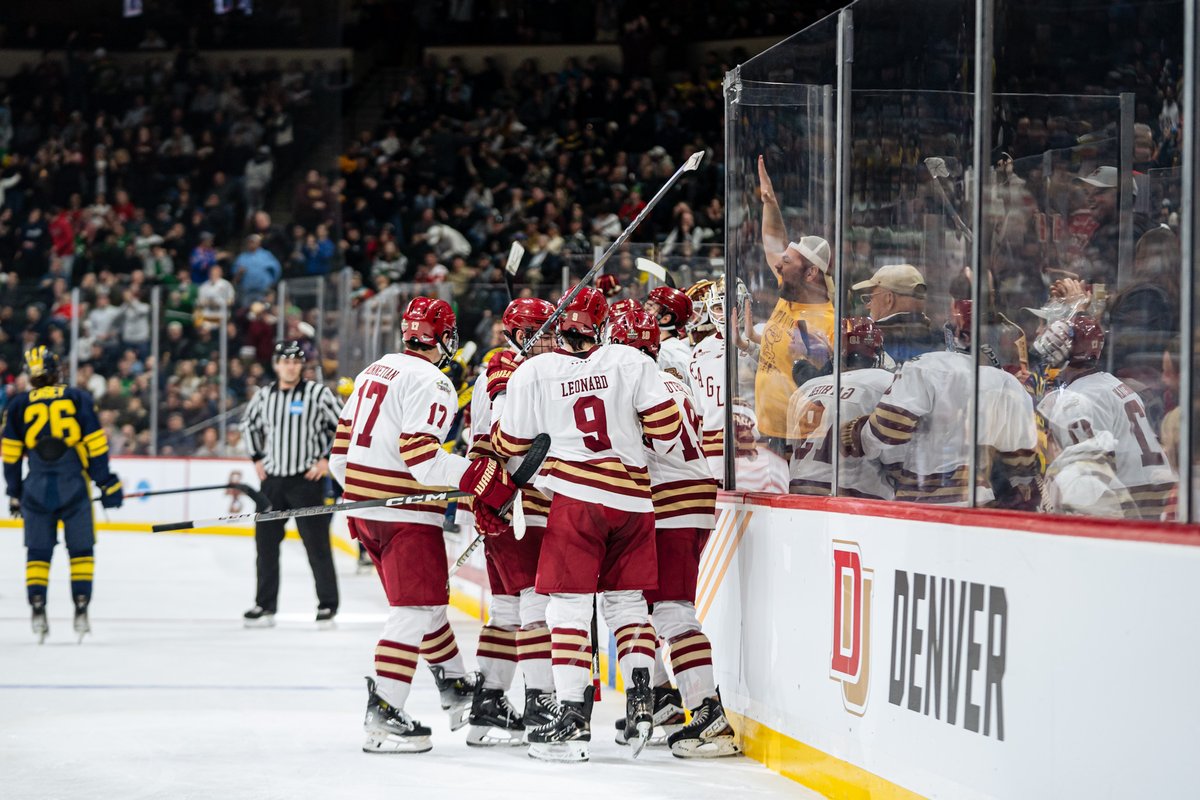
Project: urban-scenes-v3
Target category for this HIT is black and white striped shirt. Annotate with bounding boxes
[243,380,341,477]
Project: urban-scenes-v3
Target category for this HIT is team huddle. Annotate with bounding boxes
[331,278,740,763]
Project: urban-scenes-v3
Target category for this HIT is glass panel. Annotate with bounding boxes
[987,0,1185,521]
[832,0,978,505]
[728,12,840,493]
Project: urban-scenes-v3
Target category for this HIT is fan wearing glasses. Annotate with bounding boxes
[851,264,940,369]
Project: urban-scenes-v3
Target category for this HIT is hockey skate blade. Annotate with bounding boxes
[447,704,472,732]
[466,724,526,747]
[630,721,652,758]
[316,620,336,631]
[613,720,671,747]
[670,735,741,759]
[528,741,589,763]
[362,733,432,754]
[243,617,276,629]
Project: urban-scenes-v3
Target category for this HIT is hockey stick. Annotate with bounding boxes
[924,157,974,243]
[154,434,551,533]
[503,240,525,303]
[635,257,676,289]
[591,595,602,701]
[519,151,704,357]
[446,433,551,578]
[100,483,272,511]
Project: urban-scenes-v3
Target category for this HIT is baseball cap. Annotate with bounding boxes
[1075,166,1118,189]
[851,263,927,296]
[786,236,831,274]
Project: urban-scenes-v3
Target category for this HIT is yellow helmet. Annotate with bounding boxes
[24,346,59,381]
[336,377,354,399]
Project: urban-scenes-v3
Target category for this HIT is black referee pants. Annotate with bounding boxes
[254,475,339,613]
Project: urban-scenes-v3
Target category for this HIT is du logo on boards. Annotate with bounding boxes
[830,540,873,716]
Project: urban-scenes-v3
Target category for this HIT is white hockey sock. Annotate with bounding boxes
[651,643,671,687]
[374,640,418,708]
[546,593,595,703]
[517,625,554,693]
[420,607,465,678]
[614,623,656,685]
[478,625,518,690]
[668,630,717,709]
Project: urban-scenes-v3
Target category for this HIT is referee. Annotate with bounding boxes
[241,341,342,628]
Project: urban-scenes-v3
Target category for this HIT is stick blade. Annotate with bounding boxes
[512,433,551,485]
[682,151,704,172]
[506,241,525,276]
[231,483,273,512]
[636,257,667,282]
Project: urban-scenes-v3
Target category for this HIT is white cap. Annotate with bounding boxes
[1075,165,1139,197]
[787,235,831,274]
[851,263,926,296]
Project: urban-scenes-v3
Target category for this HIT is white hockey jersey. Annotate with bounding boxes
[1042,431,1137,518]
[658,335,693,389]
[1037,368,1175,519]
[786,368,894,500]
[496,344,681,513]
[858,351,1038,506]
[330,351,470,525]
[645,370,718,530]
[465,358,552,527]
[688,333,725,480]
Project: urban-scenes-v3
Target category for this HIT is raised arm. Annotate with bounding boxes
[758,155,788,281]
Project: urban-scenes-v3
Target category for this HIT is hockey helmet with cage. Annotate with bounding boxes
[402,296,459,356]
[502,297,555,340]
[685,279,716,338]
[645,285,692,332]
[705,276,748,328]
[946,299,973,352]
[842,316,884,367]
[608,309,661,358]
[558,285,609,338]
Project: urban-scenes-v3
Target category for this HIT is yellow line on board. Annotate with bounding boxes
[0,520,359,558]
[725,709,926,800]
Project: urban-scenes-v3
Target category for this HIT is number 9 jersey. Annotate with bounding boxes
[495,344,682,512]
[330,351,471,526]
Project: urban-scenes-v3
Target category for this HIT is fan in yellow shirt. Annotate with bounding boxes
[753,155,835,440]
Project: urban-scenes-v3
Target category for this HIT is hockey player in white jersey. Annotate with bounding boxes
[330,296,520,754]
[787,317,894,499]
[464,297,558,744]
[608,309,739,758]
[689,277,733,480]
[494,285,683,762]
[841,300,1039,506]
[1033,314,1174,519]
[643,285,696,387]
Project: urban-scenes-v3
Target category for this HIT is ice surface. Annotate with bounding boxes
[0,530,817,800]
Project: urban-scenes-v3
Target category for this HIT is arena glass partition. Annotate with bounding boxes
[725,11,840,493]
[726,0,1196,522]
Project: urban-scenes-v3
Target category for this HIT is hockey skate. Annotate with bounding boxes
[614,684,685,746]
[243,605,275,628]
[522,689,557,743]
[315,608,336,630]
[31,598,48,644]
[73,595,91,643]
[624,667,654,758]
[466,687,525,746]
[362,677,432,754]
[428,665,478,731]
[667,695,741,759]
[527,695,593,763]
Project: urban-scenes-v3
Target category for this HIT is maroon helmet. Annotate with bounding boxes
[558,285,609,338]
[502,297,555,341]
[1068,314,1105,365]
[608,309,661,358]
[596,274,621,298]
[645,286,692,331]
[842,316,884,366]
[609,298,643,321]
[402,296,458,350]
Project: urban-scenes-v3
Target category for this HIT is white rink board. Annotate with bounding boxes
[704,498,1200,799]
